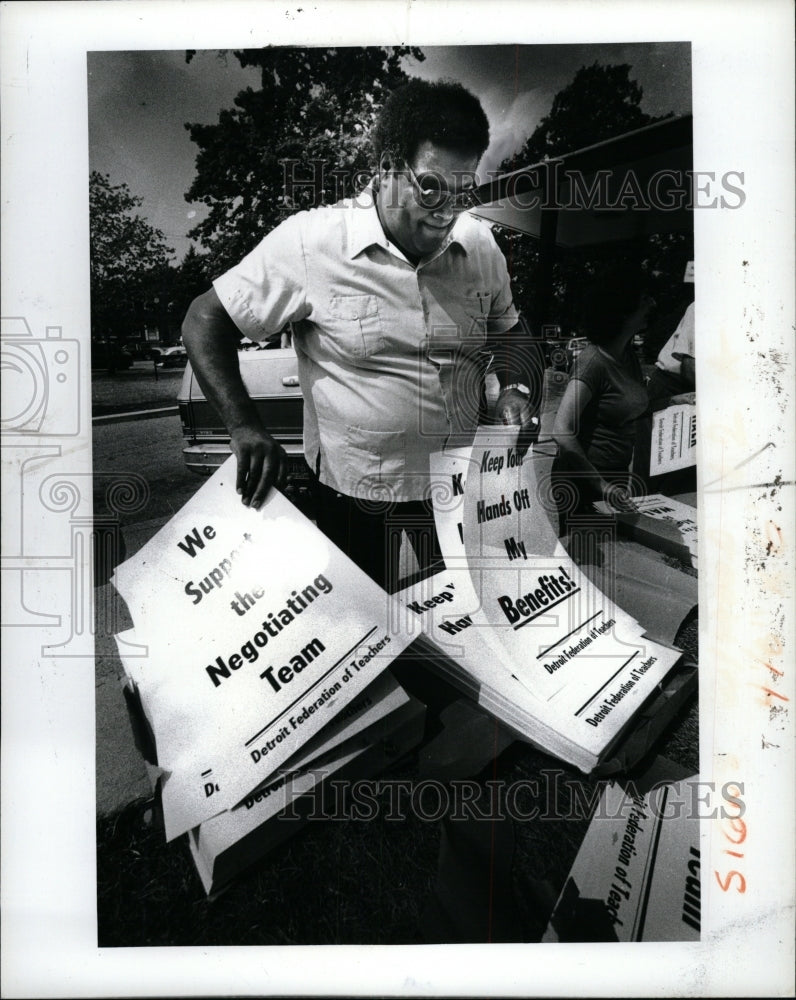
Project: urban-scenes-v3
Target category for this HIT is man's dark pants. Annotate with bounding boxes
[308,472,523,941]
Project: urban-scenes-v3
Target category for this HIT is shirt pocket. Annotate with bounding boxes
[341,425,406,499]
[327,293,387,359]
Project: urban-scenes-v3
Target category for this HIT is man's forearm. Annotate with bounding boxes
[489,319,545,400]
[182,289,286,508]
[182,290,264,434]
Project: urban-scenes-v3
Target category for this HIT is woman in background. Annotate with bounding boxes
[551,269,652,537]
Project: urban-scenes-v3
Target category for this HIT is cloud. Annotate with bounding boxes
[480,88,550,176]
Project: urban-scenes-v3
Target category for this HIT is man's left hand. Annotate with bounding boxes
[496,387,540,454]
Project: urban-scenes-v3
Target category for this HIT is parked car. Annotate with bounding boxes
[121,340,152,360]
[178,346,313,513]
[91,339,133,373]
[178,344,525,514]
[147,344,187,367]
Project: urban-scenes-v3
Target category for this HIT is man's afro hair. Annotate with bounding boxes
[372,78,490,166]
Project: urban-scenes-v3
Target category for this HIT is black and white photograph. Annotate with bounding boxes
[1,2,793,996]
[89,39,702,944]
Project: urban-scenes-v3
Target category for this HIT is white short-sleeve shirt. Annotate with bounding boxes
[655,301,695,375]
[213,187,520,501]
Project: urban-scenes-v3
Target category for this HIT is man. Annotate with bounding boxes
[183,79,540,940]
[182,78,542,592]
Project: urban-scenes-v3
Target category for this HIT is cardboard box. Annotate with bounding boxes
[544,759,700,942]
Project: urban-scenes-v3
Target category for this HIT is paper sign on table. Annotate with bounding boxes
[398,567,681,772]
[400,429,685,772]
[427,446,520,673]
[117,627,412,839]
[112,456,416,824]
[188,694,426,895]
[461,427,646,701]
[650,403,697,474]
[544,764,701,941]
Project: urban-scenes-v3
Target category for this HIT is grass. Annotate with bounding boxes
[97,754,441,946]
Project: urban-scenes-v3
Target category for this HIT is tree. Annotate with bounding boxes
[508,62,656,168]
[89,171,175,340]
[128,244,215,344]
[171,244,212,318]
[184,46,423,272]
[490,63,687,337]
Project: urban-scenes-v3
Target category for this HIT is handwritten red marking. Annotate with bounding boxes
[715,870,747,894]
[716,520,788,897]
[725,817,747,844]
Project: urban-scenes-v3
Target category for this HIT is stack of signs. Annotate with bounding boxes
[187,687,425,894]
[595,493,698,568]
[397,428,684,774]
[112,456,423,892]
[650,401,697,475]
[543,759,701,941]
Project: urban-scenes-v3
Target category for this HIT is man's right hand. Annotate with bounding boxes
[230,425,288,509]
[183,288,290,511]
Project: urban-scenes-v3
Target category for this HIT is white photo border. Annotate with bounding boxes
[1,1,794,996]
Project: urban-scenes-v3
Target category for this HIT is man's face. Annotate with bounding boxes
[377,141,479,260]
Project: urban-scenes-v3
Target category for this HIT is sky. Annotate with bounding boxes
[87,43,691,261]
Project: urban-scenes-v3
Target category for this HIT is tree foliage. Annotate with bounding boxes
[171,244,212,319]
[131,244,215,344]
[184,47,423,273]
[89,171,175,339]
[491,63,687,338]
[508,62,656,169]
